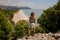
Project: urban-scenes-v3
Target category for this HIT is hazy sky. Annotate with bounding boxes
[0,0,58,9]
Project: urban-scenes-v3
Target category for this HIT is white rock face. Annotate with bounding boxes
[12,10,29,24]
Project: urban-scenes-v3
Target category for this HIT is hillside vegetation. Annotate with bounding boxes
[38,0,60,33]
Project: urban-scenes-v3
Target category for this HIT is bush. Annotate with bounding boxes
[0,30,6,40]
[14,20,29,38]
[35,25,45,33]
[0,13,14,40]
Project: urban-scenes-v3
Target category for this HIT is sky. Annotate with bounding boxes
[0,0,58,9]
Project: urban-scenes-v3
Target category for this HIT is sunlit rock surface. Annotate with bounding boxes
[17,33,60,40]
[12,10,29,24]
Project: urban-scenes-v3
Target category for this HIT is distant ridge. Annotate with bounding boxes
[0,5,31,10]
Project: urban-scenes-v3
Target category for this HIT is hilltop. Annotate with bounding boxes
[0,5,31,10]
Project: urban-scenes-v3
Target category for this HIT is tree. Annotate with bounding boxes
[55,0,60,10]
[38,0,60,33]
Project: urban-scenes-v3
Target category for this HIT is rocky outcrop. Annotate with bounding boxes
[17,33,60,40]
[12,10,29,24]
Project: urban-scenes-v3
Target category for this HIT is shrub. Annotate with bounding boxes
[0,13,14,40]
[35,25,45,33]
[14,20,29,38]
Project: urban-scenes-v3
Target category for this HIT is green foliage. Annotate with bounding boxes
[14,20,29,38]
[38,0,60,33]
[55,0,60,10]
[35,25,44,33]
[0,30,5,40]
[0,9,18,25]
[0,10,14,40]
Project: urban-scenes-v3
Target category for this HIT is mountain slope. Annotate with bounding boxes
[0,5,31,10]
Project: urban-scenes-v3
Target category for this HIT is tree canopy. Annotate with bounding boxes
[38,0,60,33]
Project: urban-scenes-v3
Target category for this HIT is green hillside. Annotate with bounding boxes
[38,0,60,33]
